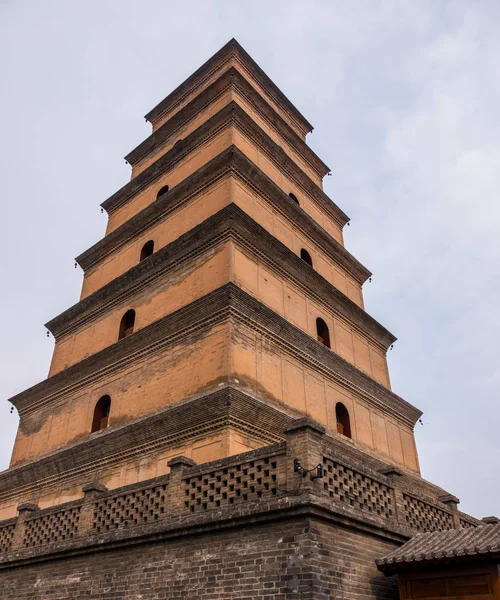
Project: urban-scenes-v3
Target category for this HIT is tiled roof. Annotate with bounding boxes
[377,522,500,572]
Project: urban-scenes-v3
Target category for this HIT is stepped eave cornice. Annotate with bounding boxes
[14,284,420,428]
[144,38,313,136]
[0,389,288,497]
[103,101,347,227]
[48,204,395,349]
[125,67,329,179]
[85,146,365,285]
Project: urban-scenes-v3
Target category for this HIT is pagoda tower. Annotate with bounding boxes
[0,40,482,599]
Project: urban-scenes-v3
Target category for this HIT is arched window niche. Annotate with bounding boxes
[140,240,154,262]
[91,395,111,433]
[156,185,169,200]
[335,402,352,438]
[288,192,300,205]
[300,248,313,267]
[316,317,331,349]
[119,309,136,340]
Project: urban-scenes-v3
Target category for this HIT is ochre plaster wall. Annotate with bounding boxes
[106,123,336,243]
[55,236,369,387]
[232,180,362,306]
[230,322,419,473]
[84,182,356,309]
[106,128,234,235]
[133,88,323,187]
[132,89,234,178]
[232,245,387,386]
[52,245,230,375]
[11,322,231,468]
[82,177,232,298]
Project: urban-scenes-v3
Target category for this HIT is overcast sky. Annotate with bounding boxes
[0,1,498,519]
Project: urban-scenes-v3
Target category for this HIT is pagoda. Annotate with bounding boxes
[0,40,484,599]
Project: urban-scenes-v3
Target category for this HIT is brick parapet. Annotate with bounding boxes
[0,423,478,566]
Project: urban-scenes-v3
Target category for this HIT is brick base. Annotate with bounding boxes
[0,515,398,600]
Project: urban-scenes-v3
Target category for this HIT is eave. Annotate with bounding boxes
[126,66,330,178]
[103,101,347,228]
[48,204,396,350]
[13,283,421,427]
[144,38,313,136]
[86,148,364,288]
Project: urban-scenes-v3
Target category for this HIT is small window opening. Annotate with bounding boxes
[91,395,111,433]
[140,240,154,262]
[335,402,351,438]
[156,185,169,200]
[119,309,136,340]
[289,192,300,206]
[316,317,330,349]
[300,248,313,267]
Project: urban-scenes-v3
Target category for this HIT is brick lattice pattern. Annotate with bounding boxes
[459,518,479,529]
[92,482,169,533]
[322,457,394,519]
[0,523,15,554]
[23,506,81,548]
[183,456,279,513]
[402,494,454,532]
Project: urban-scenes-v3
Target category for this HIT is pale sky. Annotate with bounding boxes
[0,1,498,518]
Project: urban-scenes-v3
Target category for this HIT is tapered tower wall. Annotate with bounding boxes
[3,38,432,547]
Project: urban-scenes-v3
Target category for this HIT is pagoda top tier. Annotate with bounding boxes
[144,38,314,139]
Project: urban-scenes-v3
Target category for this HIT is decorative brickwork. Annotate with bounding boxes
[0,522,16,554]
[23,505,81,548]
[322,457,394,519]
[459,517,479,529]
[402,493,454,532]
[0,439,481,559]
[92,480,169,533]
[0,431,485,600]
[184,455,281,513]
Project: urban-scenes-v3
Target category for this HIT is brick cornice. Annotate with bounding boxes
[84,146,365,284]
[126,66,329,179]
[14,284,420,426]
[101,101,347,228]
[144,38,313,136]
[49,204,394,350]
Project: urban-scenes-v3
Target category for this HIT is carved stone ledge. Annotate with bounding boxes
[167,456,197,470]
[378,466,405,479]
[17,504,39,515]
[82,482,108,496]
[437,493,460,508]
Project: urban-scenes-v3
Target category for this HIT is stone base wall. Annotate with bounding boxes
[0,515,399,600]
